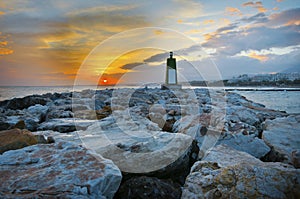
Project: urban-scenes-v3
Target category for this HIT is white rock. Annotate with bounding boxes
[262,115,300,166]
[0,141,122,199]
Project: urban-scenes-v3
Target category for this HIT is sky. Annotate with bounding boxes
[0,0,299,86]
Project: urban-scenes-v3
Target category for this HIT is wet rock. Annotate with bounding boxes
[182,145,300,199]
[0,141,122,199]
[262,116,300,166]
[0,129,40,154]
[115,176,181,199]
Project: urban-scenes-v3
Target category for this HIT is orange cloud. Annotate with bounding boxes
[0,11,5,15]
[226,7,242,16]
[273,7,279,11]
[0,48,13,55]
[248,52,269,62]
[0,33,13,56]
[277,0,284,2]
[203,33,214,41]
[187,29,203,34]
[219,18,231,26]
[285,20,300,26]
[177,19,183,24]
[154,30,164,35]
[257,6,267,12]
[242,1,267,13]
[203,19,215,25]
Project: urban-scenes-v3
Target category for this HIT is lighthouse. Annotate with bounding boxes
[162,52,182,89]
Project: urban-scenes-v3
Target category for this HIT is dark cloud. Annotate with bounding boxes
[216,23,238,32]
[144,52,169,63]
[240,13,268,23]
[203,25,300,56]
[120,62,144,70]
[268,8,300,26]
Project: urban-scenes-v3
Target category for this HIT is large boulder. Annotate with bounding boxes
[262,115,300,167]
[182,145,300,199]
[79,109,198,184]
[0,141,122,199]
[0,129,41,154]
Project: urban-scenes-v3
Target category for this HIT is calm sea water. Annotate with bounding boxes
[0,86,299,114]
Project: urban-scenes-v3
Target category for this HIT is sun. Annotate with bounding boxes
[103,79,108,83]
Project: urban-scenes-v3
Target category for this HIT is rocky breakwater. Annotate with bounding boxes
[0,87,299,198]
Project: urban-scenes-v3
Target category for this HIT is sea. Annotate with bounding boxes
[0,86,299,114]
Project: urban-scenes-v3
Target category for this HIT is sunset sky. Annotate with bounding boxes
[0,0,299,86]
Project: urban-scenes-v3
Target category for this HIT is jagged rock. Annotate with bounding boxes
[0,129,40,154]
[38,118,95,133]
[182,145,300,199]
[115,176,181,199]
[262,116,300,166]
[0,141,122,198]
[217,133,270,159]
[0,95,51,110]
[45,105,73,119]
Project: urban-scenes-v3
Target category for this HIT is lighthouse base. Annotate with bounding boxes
[161,84,182,90]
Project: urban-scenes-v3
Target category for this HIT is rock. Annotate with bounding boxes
[172,113,223,158]
[38,118,95,133]
[292,150,300,169]
[168,109,176,116]
[262,116,300,166]
[203,144,263,167]
[0,116,10,130]
[27,104,49,117]
[22,105,48,131]
[33,130,82,144]
[96,105,112,120]
[217,133,270,159]
[13,120,26,129]
[0,129,39,154]
[115,176,181,199]
[0,95,51,110]
[233,106,260,126]
[45,104,73,119]
[0,141,122,198]
[182,145,300,199]
[79,110,198,184]
[73,110,98,120]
